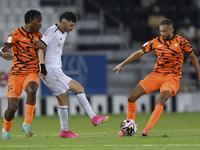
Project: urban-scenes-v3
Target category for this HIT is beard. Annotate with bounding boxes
[162,35,170,40]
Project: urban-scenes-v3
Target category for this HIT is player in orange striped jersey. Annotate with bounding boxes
[0,10,47,140]
[113,19,200,136]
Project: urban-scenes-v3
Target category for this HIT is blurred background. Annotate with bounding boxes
[1,0,200,117]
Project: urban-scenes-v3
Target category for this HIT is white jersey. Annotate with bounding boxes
[41,24,67,68]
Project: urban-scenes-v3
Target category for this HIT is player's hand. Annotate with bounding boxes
[34,40,46,50]
[2,49,14,60]
[112,63,124,74]
[40,73,47,80]
[40,64,47,80]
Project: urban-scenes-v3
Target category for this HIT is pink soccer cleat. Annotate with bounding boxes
[59,130,79,138]
[141,129,149,136]
[117,131,125,137]
[91,115,108,126]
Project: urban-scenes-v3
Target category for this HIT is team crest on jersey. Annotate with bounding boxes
[174,43,179,47]
[44,33,48,38]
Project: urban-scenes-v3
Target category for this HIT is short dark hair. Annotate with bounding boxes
[160,19,173,26]
[24,9,42,24]
[60,11,78,23]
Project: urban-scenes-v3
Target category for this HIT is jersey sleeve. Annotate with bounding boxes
[4,30,17,47]
[179,37,193,55]
[142,40,154,53]
[41,29,54,46]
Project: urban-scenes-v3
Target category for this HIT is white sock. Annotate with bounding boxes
[76,92,96,118]
[2,128,6,132]
[58,105,69,131]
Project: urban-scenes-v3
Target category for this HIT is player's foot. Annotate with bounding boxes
[92,115,109,126]
[2,131,11,140]
[59,130,79,138]
[22,124,33,137]
[117,131,125,137]
[141,129,149,136]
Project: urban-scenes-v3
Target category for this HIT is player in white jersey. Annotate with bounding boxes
[37,11,108,138]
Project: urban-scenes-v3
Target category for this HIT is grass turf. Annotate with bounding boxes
[1,112,200,150]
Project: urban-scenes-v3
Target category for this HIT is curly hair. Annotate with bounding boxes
[24,9,42,24]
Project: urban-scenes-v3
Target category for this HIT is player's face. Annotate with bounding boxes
[63,20,76,33]
[30,16,42,32]
[159,25,174,40]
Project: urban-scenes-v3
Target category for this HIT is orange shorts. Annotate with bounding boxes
[139,72,180,97]
[7,73,39,98]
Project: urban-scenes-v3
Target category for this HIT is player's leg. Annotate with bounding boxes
[22,73,39,137]
[2,75,22,140]
[117,84,146,137]
[127,73,161,122]
[118,73,160,137]
[68,79,108,126]
[2,98,20,140]
[56,92,79,138]
[127,84,146,120]
[142,77,179,136]
[142,90,171,136]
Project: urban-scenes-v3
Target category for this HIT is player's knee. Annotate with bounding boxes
[77,85,84,93]
[128,93,137,102]
[27,88,37,97]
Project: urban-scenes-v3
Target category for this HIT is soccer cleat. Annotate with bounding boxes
[2,131,11,140]
[59,130,79,138]
[141,129,149,136]
[117,131,125,137]
[22,124,33,137]
[91,115,109,126]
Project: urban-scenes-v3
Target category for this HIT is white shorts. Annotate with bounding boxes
[41,67,72,96]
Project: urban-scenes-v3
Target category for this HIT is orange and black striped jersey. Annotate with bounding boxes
[142,35,193,79]
[4,27,42,76]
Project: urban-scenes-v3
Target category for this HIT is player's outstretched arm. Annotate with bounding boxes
[112,49,145,74]
[37,48,47,80]
[0,45,14,60]
[188,51,200,83]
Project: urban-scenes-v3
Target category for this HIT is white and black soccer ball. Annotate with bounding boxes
[120,119,138,136]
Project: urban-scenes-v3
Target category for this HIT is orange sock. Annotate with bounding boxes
[145,104,163,132]
[23,104,35,125]
[127,101,137,121]
[3,117,13,131]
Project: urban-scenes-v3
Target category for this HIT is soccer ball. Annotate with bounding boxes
[120,119,138,136]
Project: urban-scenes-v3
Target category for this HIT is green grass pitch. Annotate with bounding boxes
[0,112,200,150]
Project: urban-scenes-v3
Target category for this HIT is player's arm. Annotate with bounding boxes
[112,49,145,74]
[37,48,47,80]
[0,44,14,60]
[188,51,200,83]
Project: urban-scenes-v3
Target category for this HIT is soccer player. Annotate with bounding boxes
[113,19,200,136]
[35,11,108,138]
[0,10,47,140]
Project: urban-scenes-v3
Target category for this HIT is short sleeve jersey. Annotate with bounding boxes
[4,27,42,76]
[142,35,193,79]
[41,24,67,68]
